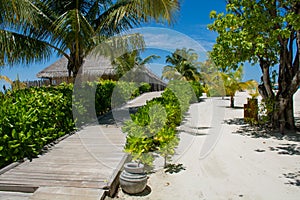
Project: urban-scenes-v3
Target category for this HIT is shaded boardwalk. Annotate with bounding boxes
[0,91,162,200]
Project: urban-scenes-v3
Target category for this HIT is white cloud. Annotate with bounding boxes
[128,27,209,61]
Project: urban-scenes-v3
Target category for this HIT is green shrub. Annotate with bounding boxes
[189,81,203,101]
[0,79,150,168]
[73,80,117,125]
[122,80,194,167]
[138,82,151,94]
[95,80,116,115]
[0,84,75,167]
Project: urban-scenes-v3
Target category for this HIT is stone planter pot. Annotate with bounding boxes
[119,162,147,194]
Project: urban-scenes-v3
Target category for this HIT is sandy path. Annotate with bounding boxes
[108,91,300,200]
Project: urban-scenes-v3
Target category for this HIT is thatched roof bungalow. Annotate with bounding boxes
[36,55,166,91]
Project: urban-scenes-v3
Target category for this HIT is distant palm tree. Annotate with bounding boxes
[112,49,160,79]
[219,66,258,108]
[1,0,179,78]
[162,48,201,81]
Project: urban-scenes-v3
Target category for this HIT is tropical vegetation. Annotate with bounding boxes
[217,66,257,108]
[0,79,151,168]
[0,84,75,168]
[162,48,204,100]
[208,0,300,130]
[1,0,180,78]
[112,50,160,80]
[122,80,196,167]
[0,75,26,91]
[162,48,201,81]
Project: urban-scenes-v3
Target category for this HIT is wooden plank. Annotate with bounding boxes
[0,184,37,193]
[0,173,106,183]
[0,191,33,200]
[0,179,105,189]
[0,124,126,196]
[29,187,105,200]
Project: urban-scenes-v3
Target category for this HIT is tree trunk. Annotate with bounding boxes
[67,52,84,81]
[273,93,296,133]
[285,96,295,130]
[230,95,234,108]
[259,59,274,99]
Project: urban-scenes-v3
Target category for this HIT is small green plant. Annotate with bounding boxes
[122,80,194,168]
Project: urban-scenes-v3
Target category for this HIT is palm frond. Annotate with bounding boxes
[50,9,95,54]
[0,30,52,65]
[91,33,145,60]
[140,54,160,65]
[94,0,179,36]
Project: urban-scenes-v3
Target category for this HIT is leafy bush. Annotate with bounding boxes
[95,80,116,115]
[72,80,117,125]
[122,80,195,167]
[0,84,75,167]
[0,79,150,168]
[138,82,151,94]
[189,81,203,101]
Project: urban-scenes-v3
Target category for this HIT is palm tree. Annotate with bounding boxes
[162,48,201,81]
[1,0,180,78]
[220,66,258,108]
[112,49,160,79]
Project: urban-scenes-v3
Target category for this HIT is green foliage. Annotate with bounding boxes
[189,81,203,101]
[208,1,300,129]
[73,80,119,126]
[259,97,276,125]
[138,82,151,94]
[0,84,75,167]
[208,0,298,70]
[0,79,149,168]
[112,50,160,80]
[1,0,179,76]
[162,48,201,81]
[95,80,116,116]
[123,80,194,167]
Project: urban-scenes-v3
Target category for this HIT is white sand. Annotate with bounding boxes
[107,91,300,200]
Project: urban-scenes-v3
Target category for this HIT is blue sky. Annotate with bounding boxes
[0,0,262,86]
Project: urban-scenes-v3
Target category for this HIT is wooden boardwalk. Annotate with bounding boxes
[0,125,126,200]
[0,91,162,200]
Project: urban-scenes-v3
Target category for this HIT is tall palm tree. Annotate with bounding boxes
[1,0,180,78]
[112,49,160,79]
[162,48,201,81]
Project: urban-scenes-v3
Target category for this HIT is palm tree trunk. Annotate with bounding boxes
[230,95,234,108]
[67,53,84,80]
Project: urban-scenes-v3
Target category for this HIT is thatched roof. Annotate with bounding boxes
[36,55,166,86]
[36,55,114,79]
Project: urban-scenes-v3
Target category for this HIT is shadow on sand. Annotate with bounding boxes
[284,171,300,187]
[122,185,152,197]
[269,143,300,155]
[225,117,300,187]
[177,125,209,136]
[164,163,186,174]
[224,118,300,142]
